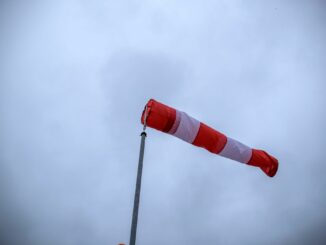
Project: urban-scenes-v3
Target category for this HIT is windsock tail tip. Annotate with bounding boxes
[260,159,278,177]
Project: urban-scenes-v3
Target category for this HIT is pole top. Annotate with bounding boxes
[140,131,147,137]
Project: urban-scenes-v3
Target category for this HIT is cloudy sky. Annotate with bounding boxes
[1,0,326,244]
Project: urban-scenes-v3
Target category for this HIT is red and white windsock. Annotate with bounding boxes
[141,99,278,177]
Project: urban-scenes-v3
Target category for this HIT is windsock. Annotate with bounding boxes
[141,99,278,177]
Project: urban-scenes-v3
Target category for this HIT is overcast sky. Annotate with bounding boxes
[1,0,326,244]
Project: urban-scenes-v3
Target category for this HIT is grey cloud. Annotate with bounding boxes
[1,0,326,245]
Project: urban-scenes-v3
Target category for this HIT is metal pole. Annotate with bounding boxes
[129,130,147,245]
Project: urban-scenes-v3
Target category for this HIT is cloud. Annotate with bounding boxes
[1,0,326,244]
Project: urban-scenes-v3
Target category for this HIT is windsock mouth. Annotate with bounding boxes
[140,99,177,133]
[141,99,154,125]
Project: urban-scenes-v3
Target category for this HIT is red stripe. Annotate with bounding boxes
[168,110,181,135]
[248,149,278,177]
[192,123,227,154]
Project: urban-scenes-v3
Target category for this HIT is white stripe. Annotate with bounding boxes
[219,137,252,163]
[173,111,200,143]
